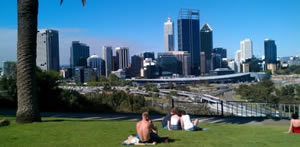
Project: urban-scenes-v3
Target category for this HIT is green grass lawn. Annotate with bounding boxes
[0,115,299,147]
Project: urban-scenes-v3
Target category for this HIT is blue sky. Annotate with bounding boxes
[0,0,300,65]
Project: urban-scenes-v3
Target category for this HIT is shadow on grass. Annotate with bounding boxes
[192,115,290,125]
[1,109,290,125]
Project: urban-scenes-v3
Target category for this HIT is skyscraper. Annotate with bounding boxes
[235,50,241,63]
[235,50,241,72]
[87,54,102,77]
[164,17,175,51]
[116,47,129,69]
[70,41,90,68]
[264,38,277,64]
[177,9,200,75]
[240,39,253,62]
[102,46,113,77]
[157,51,191,76]
[142,52,155,60]
[213,48,227,59]
[130,55,143,77]
[200,23,213,73]
[36,29,60,71]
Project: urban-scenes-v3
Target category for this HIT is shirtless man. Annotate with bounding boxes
[287,113,300,133]
[136,112,160,143]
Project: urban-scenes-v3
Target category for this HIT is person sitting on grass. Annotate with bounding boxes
[287,112,300,134]
[168,109,182,131]
[136,112,161,143]
[162,108,176,129]
[180,110,199,131]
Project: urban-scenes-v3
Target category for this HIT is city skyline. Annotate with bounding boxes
[0,0,300,65]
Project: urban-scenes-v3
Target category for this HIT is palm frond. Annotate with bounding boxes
[82,0,86,7]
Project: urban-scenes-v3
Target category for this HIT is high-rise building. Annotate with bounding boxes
[116,47,129,70]
[2,61,16,77]
[142,58,158,79]
[36,29,60,71]
[70,41,90,68]
[228,60,237,72]
[264,38,277,64]
[157,51,191,76]
[235,50,241,63]
[200,52,206,75]
[112,56,119,71]
[141,52,155,60]
[200,23,213,73]
[74,67,92,84]
[213,48,227,59]
[177,9,200,75]
[164,17,175,51]
[240,39,253,62]
[87,54,102,77]
[130,55,143,77]
[102,46,113,77]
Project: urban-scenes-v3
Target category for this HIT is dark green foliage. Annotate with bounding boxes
[276,65,300,74]
[87,74,132,86]
[0,75,17,108]
[235,79,300,103]
[0,69,148,113]
[85,90,146,113]
[170,91,177,96]
[144,84,154,92]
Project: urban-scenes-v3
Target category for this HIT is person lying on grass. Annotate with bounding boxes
[180,110,199,131]
[136,112,161,143]
[287,112,300,134]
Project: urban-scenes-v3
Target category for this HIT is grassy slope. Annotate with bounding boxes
[0,116,299,147]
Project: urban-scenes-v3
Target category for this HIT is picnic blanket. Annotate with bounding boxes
[121,135,156,146]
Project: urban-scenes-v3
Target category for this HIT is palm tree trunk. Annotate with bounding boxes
[16,0,41,123]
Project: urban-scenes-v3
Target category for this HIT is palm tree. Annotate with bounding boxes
[16,0,86,124]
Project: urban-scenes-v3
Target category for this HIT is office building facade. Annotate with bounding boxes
[200,23,213,73]
[177,9,200,75]
[130,55,143,77]
[116,47,129,70]
[142,52,155,60]
[213,48,227,59]
[164,17,175,51]
[36,29,60,71]
[70,41,90,68]
[87,54,103,77]
[240,39,253,62]
[102,46,113,77]
[264,38,277,64]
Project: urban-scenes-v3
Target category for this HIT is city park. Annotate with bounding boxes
[1,0,300,147]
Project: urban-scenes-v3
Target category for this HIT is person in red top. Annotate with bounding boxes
[287,113,300,133]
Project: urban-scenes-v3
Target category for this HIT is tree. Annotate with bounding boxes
[16,0,86,124]
[16,0,41,124]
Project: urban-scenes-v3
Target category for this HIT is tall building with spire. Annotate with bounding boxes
[177,9,200,75]
[200,23,213,73]
[164,17,175,52]
[240,39,253,62]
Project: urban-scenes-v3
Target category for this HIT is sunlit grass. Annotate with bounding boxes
[0,115,298,147]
